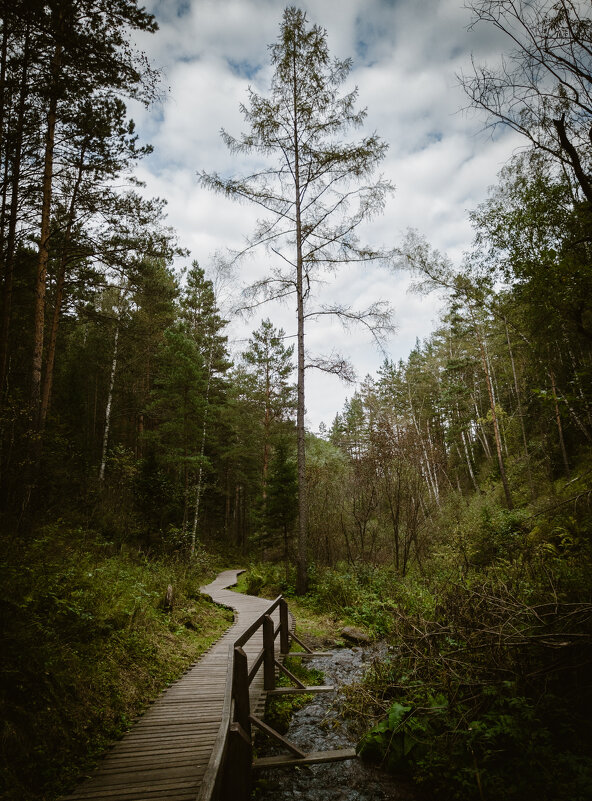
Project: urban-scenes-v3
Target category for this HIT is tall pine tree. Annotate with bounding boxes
[201,7,394,592]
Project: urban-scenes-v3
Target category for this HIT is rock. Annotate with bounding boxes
[340,626,371,644]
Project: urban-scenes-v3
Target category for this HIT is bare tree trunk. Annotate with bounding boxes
[550,369,570,479]
[224,471,231,541]
[553,376,591,444]
[473,393,493,460]
[384,470,401,572]
[504,318,534,495]
[190,342,213,556]
[484,335,510,458]
[475,320,513,508]
[262,362,271,500]
[341,512,354,565]
[0,13,9,249]
[0,12,8,157]
[39,262,65,427]
[0,147,8,263]
[39,146,86,429]
[425,418,441,501]
[292,49,308,595]
[232,483,239,544]
[32,45,61,411]
[408,384,439,502]
[99,317,120,482]
[565,399,591,442]
[461,429,479,492]
[565,334,592,428]
[32,42,62,419]
[409,406,440,505]
[0,26,29,394]
[182,395,189,530]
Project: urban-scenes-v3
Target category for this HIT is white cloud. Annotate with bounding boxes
[129,0,525,428]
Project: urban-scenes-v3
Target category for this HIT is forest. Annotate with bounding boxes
[0,1,591,800]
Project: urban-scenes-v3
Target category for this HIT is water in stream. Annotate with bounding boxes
[253,646,422,801]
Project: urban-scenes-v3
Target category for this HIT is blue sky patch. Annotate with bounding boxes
[356,38,368,61]
[153,0,190,23]
[227,59,261,80]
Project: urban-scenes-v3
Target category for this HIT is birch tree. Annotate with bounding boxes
[180,264,230,553]
[201,7,394,593]
[403,232,514,508]
[98,299,122,482]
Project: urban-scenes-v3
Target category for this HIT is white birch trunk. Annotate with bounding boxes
[474,394,493,460]
[461,428,479,492]
[190,343,213,556]
[99,319,120,482]
[408,385,439,503]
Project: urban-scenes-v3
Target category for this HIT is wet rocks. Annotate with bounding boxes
[254,644,421,800]
[340,626,371,644]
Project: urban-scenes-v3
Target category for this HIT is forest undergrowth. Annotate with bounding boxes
[346,482,592,801]
[0,526,232,801]
[1,460,591,801]
[241,464,592,801]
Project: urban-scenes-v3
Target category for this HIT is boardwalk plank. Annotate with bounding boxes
[61,569,279,801]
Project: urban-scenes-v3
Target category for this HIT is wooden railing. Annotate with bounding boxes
[197,595,353,801]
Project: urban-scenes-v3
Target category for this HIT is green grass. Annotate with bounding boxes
[0,526,232,801]
[232,563,347,645]
[232,564,338,737]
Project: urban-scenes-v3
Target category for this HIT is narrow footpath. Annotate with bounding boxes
[62,569,278,801]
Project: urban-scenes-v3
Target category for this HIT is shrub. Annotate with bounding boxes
[350,569,592,801]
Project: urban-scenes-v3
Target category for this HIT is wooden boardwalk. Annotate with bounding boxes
[62,569,281,801]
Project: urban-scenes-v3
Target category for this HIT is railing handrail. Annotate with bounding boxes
[196,642,235,801]
[233,594,282,647]
[196,594,289,801]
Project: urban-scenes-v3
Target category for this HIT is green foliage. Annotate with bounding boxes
[358,695,445,774]
[358,680,592,801]
[146,323,207,469]
[241,562,295,597]
[242,560,399,636]
[263,439,298,549]
[241,318,296,426]
[0,526,231,801]
[343,547,592,801]
[263,657,324,734]
[306,563,399,637]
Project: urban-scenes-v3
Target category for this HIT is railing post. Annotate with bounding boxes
[224,645,253,801]
[222,723,252,801]
[263,614,276,691]
[232,646,251,738]
[279,598,290,655]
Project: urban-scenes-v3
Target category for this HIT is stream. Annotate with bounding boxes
[253,646,422,801]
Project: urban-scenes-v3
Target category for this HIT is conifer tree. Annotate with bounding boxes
[180,264,230,553]
[242,318,295,496]
[146,323,206,533]
[265,438,298,577]
[201,7,394,592]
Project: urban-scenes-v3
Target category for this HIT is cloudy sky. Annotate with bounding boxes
[128,0,523,430]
